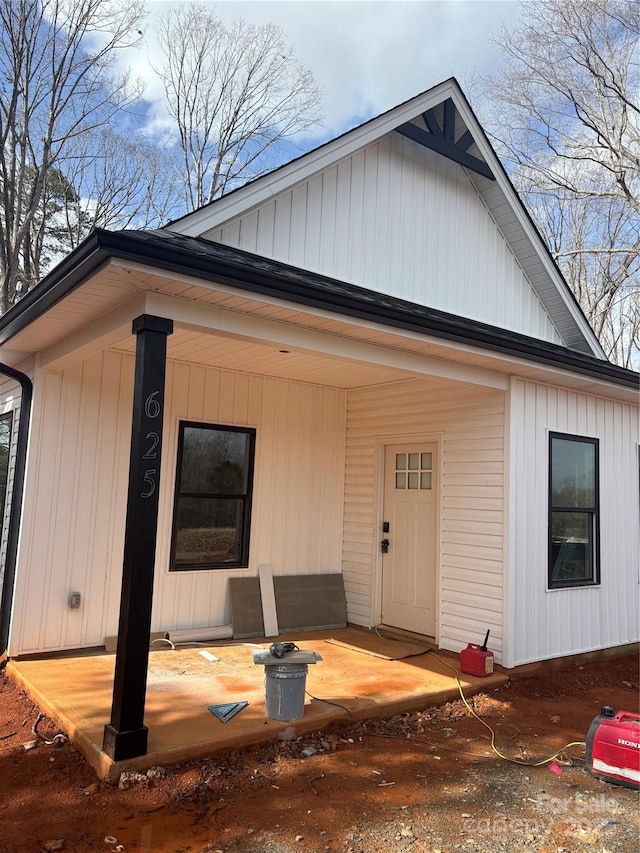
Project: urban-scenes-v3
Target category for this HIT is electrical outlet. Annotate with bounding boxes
[68,592,81,609]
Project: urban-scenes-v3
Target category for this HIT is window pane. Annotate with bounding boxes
[174,497,244,566]
[408,453,419,470]
[395,472,406,489]
[396,453,406,470]
[421,452,432,470]
[181,427,250,494]
[408,472,419,489]
[551,438,595,507]
[550,511,593,583]
[421,472,432,490]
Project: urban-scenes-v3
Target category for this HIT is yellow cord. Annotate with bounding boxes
[371,627,586,766]
[429,651,586,767]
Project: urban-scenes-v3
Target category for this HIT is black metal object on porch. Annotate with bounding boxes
[103,314,173,762]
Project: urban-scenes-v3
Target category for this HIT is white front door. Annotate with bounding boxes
[381,443,438,636]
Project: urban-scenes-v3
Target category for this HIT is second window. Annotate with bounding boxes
[548,432,599,589]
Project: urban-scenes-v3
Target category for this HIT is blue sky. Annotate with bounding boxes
[127,0,522,143]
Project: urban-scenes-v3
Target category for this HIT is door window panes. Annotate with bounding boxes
[395,449,433,490]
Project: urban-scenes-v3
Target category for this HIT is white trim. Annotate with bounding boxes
[504,378,514,668]
[637,442,640,585]
[259,563,279,637]
[452,97,604,359]
[167,82,457,237]
[169,305,507,391]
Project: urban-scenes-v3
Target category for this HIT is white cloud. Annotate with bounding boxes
[121,0,522,141]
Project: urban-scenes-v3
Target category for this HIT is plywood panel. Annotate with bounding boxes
[229,577,264,638]
[273,574,347,631]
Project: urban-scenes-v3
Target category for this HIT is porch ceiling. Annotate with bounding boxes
[114,327,415,389]
[6,260,503,391]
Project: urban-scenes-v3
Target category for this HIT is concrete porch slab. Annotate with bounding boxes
[7,628,506,783]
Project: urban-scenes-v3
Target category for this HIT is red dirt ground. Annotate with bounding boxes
[1,652,639,853]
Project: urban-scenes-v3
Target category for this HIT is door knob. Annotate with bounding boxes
[381,538,390,553]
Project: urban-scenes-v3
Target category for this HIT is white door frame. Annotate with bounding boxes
[372,432,443,642]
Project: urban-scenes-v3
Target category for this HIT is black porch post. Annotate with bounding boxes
[103,314,173,761]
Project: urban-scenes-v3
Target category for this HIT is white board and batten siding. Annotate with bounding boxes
[203,133,563,347]
[508,378,640,668]
[9,352,346,655]
[342,377,507,663]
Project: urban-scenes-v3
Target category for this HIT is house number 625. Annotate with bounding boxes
[141,390,161,499]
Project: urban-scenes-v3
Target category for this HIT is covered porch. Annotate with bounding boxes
[7,626,507,782]
[4,244,516,765]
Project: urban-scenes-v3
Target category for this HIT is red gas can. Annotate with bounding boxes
[460,630,494,677]
[585,706,640,790]
[460,643,494,677]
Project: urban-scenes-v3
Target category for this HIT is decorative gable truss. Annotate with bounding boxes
[396,97,494,181]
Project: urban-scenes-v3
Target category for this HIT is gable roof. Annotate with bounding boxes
[167,78,605,360]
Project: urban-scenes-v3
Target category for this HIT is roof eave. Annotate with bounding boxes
[0,231,111,348]
[5,228,634,392]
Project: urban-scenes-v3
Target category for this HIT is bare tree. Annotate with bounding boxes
[155,5,323,210]
[0,0,145,311]
[53,131,183,251]
[479,0,639,367]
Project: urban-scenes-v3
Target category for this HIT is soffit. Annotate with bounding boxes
[0,265,145,362]
[3,261,636,403]
[113,327,415,389]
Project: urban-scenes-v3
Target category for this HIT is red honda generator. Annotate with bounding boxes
[585,706,640,790]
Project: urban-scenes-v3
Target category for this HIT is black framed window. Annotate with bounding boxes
[0,412,11,539]
[170,422,256,571]
[548,432,599,589]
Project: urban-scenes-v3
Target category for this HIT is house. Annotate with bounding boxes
[0,79,637,760]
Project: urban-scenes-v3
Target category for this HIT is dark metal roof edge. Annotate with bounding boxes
[0,227,637,391]
[0,231,110,347]
[97,230,639,391]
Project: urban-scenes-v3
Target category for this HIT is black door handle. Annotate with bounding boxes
[381,539,390,553]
